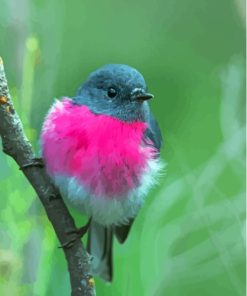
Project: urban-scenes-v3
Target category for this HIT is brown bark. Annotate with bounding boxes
[0,57,96,296]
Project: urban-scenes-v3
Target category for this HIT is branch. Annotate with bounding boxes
[0,57,96,296]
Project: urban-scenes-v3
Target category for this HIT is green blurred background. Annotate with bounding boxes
[0,0,245,295]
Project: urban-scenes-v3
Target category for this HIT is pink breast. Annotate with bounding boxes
[41,98,156,199]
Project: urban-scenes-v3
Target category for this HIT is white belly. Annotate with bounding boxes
[52,157,164,226]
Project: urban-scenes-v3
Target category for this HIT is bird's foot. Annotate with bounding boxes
[59,218,92,249]
[19,157,44,170]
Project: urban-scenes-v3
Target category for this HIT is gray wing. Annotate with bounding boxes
[144,107,163,153]
[114,218,135,244]
[115,107,163,244]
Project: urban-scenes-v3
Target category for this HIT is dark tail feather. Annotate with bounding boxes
[87,219,113,282]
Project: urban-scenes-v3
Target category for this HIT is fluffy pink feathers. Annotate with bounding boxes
[41,98,157,200]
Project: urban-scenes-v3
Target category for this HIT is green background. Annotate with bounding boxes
[0,0,245,295]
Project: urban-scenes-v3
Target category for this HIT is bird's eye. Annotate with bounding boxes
[107,87,117,98]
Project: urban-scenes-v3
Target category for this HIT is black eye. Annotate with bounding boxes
[107,87,117,98]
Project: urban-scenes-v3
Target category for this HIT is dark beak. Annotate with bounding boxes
[135,92,154,101]
[131,88,154,101]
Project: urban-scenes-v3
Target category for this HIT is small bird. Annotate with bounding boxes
[41,64,163,281]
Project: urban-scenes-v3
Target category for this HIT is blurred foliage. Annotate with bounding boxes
[0,0,245,295]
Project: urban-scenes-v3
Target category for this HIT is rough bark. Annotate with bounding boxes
[0,56,96,296]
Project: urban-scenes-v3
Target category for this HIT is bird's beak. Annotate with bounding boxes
[131,88,154,101]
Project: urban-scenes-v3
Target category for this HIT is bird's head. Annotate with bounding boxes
[73,64,153,122]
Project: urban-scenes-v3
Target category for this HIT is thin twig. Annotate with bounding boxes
[0,56,96,296]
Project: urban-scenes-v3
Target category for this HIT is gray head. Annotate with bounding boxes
[73,64,154,122]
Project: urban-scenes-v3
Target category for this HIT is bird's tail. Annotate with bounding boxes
[87,219,113,282]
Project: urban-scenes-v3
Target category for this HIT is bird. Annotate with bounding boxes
[41,64,163,282]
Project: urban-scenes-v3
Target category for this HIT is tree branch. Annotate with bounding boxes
[0,56,96,296]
